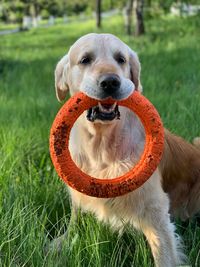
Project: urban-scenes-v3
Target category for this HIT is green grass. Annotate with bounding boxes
[0,14,200,266]
[0,23,18,31]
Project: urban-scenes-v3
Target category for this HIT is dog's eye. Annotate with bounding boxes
[80,57,92,65]
[115,55,126,64]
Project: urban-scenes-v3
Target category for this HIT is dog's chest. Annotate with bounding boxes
[69,114,146,223]
[70,154,145,226]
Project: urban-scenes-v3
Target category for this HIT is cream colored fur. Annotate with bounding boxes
[53,33,192,266]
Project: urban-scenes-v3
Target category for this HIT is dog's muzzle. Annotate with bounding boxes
[86,102,120,122]
[86,74,122,122]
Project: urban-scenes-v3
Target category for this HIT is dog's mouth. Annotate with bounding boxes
[86,102,120,122]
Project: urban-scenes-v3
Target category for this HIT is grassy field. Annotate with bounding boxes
[0,14,200,266]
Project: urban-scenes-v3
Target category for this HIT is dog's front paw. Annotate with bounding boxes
[44,233,67,255]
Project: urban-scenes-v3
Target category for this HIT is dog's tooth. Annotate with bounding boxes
[103,108,111,113]
[108,102,117,112]
[98,102,105,112]
[110,102,117,111]
[98,102,108,113]
[112,102,117,109]
[98,102,117,113]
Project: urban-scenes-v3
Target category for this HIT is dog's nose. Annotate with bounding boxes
[99,74,121,93]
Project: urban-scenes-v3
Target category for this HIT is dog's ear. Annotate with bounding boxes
[128,49,142,92]
[55,54,69,101]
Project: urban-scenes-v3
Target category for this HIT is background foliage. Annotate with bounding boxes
[0,0,200,22]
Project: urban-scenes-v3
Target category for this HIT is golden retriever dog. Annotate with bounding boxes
[53,33,200,266]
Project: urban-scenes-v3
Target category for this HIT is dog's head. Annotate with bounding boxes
[55,33,142,123]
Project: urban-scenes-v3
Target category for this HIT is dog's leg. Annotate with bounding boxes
[46,203,78,253]
[137,202,186,267]
[141,215,179,266]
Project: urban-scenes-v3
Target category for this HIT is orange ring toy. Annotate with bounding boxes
[50,91,164,198]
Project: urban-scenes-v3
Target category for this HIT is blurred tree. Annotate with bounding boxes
[124,0,145,36]
[63,0,88,15]
[2,0,199,30]
[159,0,174,13]
[96,0,102,28]
[124,0,134,35]
[147,0,152,7]
[135,0,145,35]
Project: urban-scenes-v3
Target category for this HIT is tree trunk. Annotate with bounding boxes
[110,0,114,9]
[96,0,101,28]
[147,0,151,7]
[135,0,145,36]
[124,0,134,35]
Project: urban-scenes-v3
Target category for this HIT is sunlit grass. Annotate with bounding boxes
[0,14,200,266]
